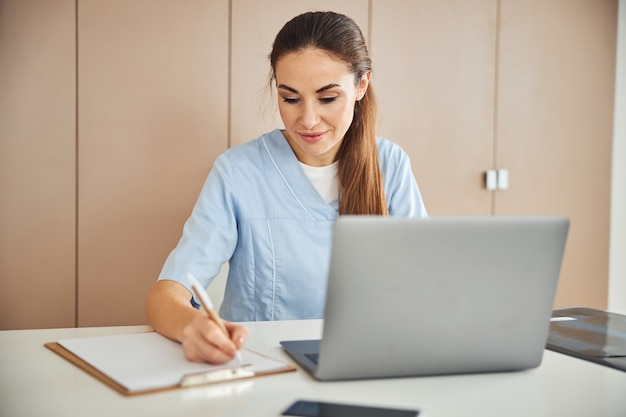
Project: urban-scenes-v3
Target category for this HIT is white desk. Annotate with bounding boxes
[1,320,625,417]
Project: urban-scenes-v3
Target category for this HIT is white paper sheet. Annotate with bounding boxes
[58,332,288,392]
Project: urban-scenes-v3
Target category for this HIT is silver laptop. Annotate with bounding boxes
[281,216,569,380]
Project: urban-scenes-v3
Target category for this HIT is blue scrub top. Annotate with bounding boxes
[158,129,427,321]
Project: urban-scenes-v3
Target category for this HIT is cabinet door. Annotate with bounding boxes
[496,0,617,308]
[0,0,76,329]
[371,0,498,215]
[78,0,229,326]
[230,0,369,146]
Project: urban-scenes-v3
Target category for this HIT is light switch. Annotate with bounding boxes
[486,170,497,191]
[497,169,509,190]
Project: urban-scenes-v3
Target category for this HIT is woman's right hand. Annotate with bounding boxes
[179,311,248,364]
[146,280,248,364]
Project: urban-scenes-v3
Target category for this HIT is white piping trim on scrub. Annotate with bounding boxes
[266,220,276,321]
[261,137,315,220]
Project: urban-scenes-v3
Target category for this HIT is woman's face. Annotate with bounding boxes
[275,48,370,167]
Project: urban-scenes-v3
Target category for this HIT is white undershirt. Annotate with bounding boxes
[298,161,339,204]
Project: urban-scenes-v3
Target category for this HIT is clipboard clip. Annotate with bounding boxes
[180,365,254,387]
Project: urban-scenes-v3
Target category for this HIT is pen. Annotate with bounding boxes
[186,273,243,364]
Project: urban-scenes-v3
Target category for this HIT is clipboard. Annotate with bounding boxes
[45,331,296,396]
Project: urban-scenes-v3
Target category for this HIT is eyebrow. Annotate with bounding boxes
[277,83,341,94]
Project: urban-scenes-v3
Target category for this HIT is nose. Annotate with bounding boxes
[299,101,319,130]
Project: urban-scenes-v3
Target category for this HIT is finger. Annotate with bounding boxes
[225,323,249,350]
[197,320,239,358]
[185,337,235,364]
[182,316,237,364]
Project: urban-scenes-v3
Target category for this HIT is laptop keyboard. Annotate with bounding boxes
[305,353,320,364]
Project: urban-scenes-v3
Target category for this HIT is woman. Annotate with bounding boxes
[146,11,427,364]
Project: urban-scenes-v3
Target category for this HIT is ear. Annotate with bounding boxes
[356,71,371,101]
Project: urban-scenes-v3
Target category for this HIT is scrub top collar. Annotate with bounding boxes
[261,129,339,220]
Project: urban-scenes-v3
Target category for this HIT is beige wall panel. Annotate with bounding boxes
[496,0,617,309]
[372,0,497,215]
[230,0,369,146]
[78,0,229,326]
[0,0,76,329]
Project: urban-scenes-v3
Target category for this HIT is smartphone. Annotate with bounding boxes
[281,400,420,417]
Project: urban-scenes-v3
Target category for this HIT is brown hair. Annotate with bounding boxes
[269,11,388,215]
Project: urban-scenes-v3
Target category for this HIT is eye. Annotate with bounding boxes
[282,97,300,104]
[320,96,338,104]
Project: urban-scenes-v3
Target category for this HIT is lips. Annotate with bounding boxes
[299,132,326,144]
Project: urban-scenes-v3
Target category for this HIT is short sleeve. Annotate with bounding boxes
[378,138,428,218]
[158,152,239,292]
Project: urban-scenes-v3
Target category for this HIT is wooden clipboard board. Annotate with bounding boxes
[45,332,296,396]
